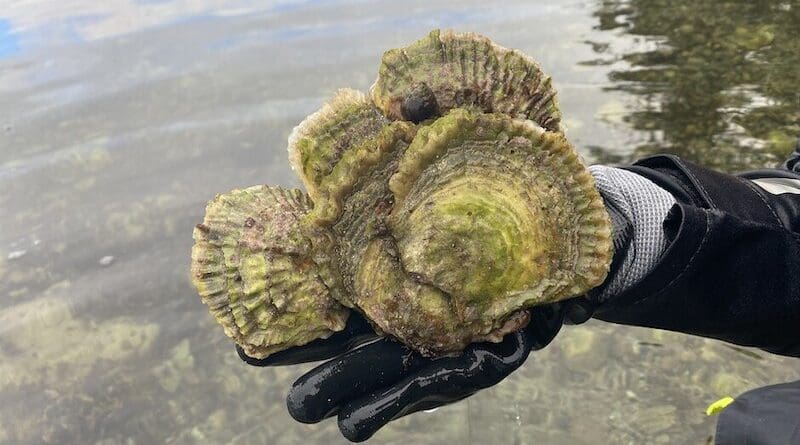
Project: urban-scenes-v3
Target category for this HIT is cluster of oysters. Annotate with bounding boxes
[190,30,613,359]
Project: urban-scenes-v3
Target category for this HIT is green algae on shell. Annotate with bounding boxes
[390,109,612,310]
[288,88,389,201]
[313,108,612,355]
[370,29,562,131]
[192,31,611,358]
[307,120,418,308]
[190,185,349,359]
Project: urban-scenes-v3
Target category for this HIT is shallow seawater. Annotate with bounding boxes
[0,1,798,444]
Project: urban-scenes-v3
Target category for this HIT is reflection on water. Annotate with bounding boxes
[588,0,800,170]
[0,1,798,444]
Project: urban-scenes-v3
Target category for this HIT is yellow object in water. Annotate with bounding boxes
[706,396,735,416]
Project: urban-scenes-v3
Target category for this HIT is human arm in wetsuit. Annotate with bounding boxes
[239,145,800,442]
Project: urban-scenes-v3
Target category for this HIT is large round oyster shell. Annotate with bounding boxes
[389,109,611,307]
[311,108,612,355]
[370,29,562,131]
[190,185,349,359]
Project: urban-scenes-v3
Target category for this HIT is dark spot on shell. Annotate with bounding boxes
[296,257,313,272]
[195,223,210,233]
[384,297,399,313]
[374,197,394,215]
[401,82,438,123]
[408,272,425,283]
[373,221,391,237]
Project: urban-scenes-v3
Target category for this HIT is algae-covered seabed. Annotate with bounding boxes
[1,1,798,443]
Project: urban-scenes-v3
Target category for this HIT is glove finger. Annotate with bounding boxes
[525,304,565,350]
[560,297,595,326]
[287,337,427,423]
[237,312,377,366]
[337,330,532,442]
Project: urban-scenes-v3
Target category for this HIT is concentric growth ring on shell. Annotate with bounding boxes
[389,110,612,315]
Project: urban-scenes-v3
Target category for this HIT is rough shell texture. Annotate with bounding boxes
[370,29,562,131]
[306,121,418,309]
[288,88,389,201]
[311,108,612,355]
[190,185,349,359]
[192,30,612,358]
[389,109,612,309]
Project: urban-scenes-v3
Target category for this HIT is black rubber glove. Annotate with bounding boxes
[238,152,800,442]
[238,302,577,442]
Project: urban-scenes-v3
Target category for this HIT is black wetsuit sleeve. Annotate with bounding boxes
[592,155,800,357]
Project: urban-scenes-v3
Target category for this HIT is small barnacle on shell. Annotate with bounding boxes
[399,82,439,124]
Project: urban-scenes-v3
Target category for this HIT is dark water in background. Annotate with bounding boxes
[0,1,798,443]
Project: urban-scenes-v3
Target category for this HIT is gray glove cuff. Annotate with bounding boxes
[588,165,677,302]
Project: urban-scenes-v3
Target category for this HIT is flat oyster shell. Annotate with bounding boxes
[371,29,562,131]
[313,108,611,355]
[190,185,349,359]
[390,108,612,310]
[288,88,389,201]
